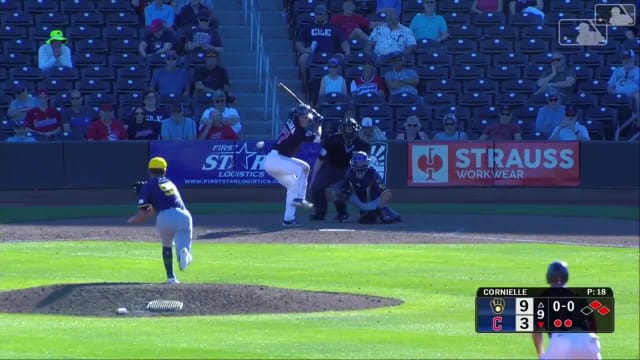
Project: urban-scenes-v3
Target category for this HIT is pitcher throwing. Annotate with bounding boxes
[264,105,320,226]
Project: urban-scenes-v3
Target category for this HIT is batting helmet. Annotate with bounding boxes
[339,117,360,145]
[350,151,369,178]
[289,104,312,123]
[546,260,569,287]
[148,157,168,171]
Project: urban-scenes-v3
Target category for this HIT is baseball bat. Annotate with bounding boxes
[277,81,324,136]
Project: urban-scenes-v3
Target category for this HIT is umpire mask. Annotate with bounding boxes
[340,117,360,146]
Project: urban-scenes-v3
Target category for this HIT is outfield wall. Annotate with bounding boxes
[0,141,638,190]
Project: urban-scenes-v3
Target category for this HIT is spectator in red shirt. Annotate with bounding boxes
[350,57,386,96]
[479,105,523,141]
[25,89,63,136]
[471,0,503,14]
[86,103,128,141]
[330,0,370,42]
[197,108,239,140]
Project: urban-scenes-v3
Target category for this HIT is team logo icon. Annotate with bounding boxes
[490,298,506,315]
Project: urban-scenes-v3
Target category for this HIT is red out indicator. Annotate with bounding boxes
[553,319,562,328]
[564,319,573,327]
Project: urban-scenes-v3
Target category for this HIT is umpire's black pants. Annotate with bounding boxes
[310,164,348,217]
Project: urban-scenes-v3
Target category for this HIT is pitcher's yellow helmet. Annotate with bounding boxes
[148,157,168,171]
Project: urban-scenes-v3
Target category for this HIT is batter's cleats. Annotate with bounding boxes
[282,219,302,227]
[166,278,180,284]
[292,198,314,209]
[179,248,192,271]
[332,213,349,222]
[309,213,325,221]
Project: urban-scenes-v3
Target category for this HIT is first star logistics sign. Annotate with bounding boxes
[408,141,580,187]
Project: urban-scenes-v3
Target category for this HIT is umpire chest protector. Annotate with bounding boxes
[320,134,370,170]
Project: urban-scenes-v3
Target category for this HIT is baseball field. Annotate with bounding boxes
[0,188,638,359]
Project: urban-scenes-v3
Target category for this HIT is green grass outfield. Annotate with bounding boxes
[0,203,638,359]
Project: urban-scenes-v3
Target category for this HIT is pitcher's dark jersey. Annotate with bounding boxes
[138,177,186,211]
[271,119,317,157]
[342,167,388,202]
[319,134,370,169]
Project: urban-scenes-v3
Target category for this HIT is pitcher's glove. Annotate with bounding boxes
[133,180,147,196]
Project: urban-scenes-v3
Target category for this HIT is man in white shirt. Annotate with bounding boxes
[548,105,590,141]
[38,30,73,71]
[200,90,241,134]
[365,8,416,59]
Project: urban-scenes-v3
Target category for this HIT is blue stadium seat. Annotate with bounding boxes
[473,105,501,123]
[417,52,453,67]
[115,65,149,80]
[0,0,21,13]
[75,78,111,94]
[448,24,481,39]
[549,0,583,12]
[487,65,521,80]
[427,79,462,94]
[566,92,597,108]
[493,52,529,68]
[572,66,594,81]
[70,12,104,26]
[510,12,544,27]
[479,38,514,54]
[104,25,138,40]
[444,38,478,55]
[500,79,537,94]
[515,38,549,54]
[36,13,69,26]
[86,93,116,107]
[118,93,144,108]
[497,92,527,107]
[439,0,473,13]
[318,92,351,105]
[598,93,631,109]
[442,12,470,26]
[463,79,499,94]
[352,92,385,105]
[394,104,431,124]
[356,104,393,129]
[61,0,95,13]
[0,25,28,40]
[24,0,59,13]
[347,38,366,52]
[414,38,443,53]
[109,38,139,53]
[513,106,539,122]
[9,66,42,81]
[30,24,62,42]
[483,24,518,40]
[67,24,102,39]
[318,103,349,119]
[471,12,506,27]
[3,38,38,54]
[456,52,490,67]
[96,0,131,13]
[75,52,108,67]
[425,92,457,107]
[107,12,139,26]
[110,53,144,68]
[578,79,609,94]
[452,64,484,80]
[584,106,617,125]
[544,11,579,27]
[584,119,606,140]
[2,11,34,26]
[416,65,449,80]
[389,92,420,106]
[81,66,115,80]
[520,25,555,41]
[589,41,619,55]
[47,67,80,81]
[37,79,73,95]
[570,52,604,67]
[75,39,109,54]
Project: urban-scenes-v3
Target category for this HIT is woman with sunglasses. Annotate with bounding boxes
[432,113,469,141]
[319,57,347,96]
[396,115,429,141]
[127,106,159,140]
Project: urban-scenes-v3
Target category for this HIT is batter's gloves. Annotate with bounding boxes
[133,180,147,196]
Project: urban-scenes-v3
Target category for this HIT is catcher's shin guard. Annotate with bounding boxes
[379,206,401,223]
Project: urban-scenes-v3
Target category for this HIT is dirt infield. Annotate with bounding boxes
[1,187,638,318]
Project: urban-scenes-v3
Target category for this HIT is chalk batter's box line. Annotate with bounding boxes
[594,4,636,27]
[557,19,609,47]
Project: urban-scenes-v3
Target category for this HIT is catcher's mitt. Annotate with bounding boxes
[133,180,147,196]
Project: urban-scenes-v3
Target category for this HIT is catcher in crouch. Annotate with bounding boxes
[330,151,401,224]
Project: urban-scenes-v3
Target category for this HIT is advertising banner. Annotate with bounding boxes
[150,141,321,186]
[408,142,580,187]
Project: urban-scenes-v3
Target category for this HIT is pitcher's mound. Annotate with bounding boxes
[0,283,403,317]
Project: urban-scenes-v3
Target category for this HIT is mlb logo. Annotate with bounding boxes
[408,145,449,185]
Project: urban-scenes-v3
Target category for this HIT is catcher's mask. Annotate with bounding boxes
[339,117,360,145]
[350,151,369,178]
[289,104,313,124]
[546,260,569,288]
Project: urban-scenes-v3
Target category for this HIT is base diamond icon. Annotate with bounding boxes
[597,306,610,316]
[581,306,594,315]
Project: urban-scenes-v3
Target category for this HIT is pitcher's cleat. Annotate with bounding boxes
[282,219,302,227]
[166,278,180,284]
[179,248,192,271]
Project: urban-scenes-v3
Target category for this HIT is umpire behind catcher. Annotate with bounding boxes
[309,117,370,221]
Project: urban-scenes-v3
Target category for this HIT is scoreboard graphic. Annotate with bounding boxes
[475,288,614,333]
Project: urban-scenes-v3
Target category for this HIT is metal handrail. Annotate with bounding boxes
[244,0,281,139]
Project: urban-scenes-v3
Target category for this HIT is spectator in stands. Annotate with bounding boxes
[509,0,544,17]
[197,108,239,140]
[175,0,217,31]
[396,115,429,140]
[607,49,640,103]
[193,49,231,96]
[5,120,36,143]
[161,104,197,140]
[139,19,176,58]
[535,52,576,96]
[478,105,523,140]
[86,103,128,141]
[25,89,63,137]
[61,90,97,138]
[330,0,371,42]
[38,30,73,72]
[535,89,566,134]
[200,90,241,134]
[366,8,416,58]
[376,0,402,20]
[350,57,386,96]
[409,0,449,42]
[359,117,387,141]
[149,51,190,96]
[548,105,590,141]
[471,0,503,14]
[296,4,350,82]
[432,113,469,141]
[384,52,420,97]
[141,90,170,138]
[184,10,224,54]
[127,106,159,140]
[319,57,348,96]
[145,0,175,27]
[7,84,37,122]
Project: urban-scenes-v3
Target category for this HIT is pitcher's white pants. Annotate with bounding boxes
[264,150,310,221]
[542,333,602,360]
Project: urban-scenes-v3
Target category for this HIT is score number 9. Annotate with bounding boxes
[519,299,545,320]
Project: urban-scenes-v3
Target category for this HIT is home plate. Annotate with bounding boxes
[319,228,356,232]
